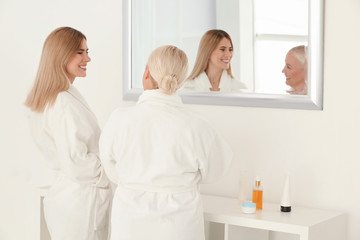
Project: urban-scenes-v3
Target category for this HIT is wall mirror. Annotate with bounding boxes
[122,0,324,110]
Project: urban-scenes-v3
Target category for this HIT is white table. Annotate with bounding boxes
[202,194,346,240]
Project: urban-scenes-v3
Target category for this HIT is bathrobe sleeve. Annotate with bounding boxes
[49,99,107,187]
[199,132,233,184]
[99,110,120,184]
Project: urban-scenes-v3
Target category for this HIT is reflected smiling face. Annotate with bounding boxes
[282,51,305,90]
[208,37,233,71]
[66,38,91,83]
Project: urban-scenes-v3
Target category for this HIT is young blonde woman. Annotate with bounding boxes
[25,27,112,240]
[99,45,233,240]
[183,29,246,92]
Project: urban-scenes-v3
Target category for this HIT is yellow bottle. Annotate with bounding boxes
[252,176,263,210]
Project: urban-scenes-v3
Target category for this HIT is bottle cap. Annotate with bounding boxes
[255,176,261,187]
[281,206,291,212]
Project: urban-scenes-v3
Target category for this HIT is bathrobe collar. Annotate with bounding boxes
[196,70,232,90]
[66,84,93,112]
[137,89,184,108]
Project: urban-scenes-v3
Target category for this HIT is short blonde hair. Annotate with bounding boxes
[289,45,307,67]
[147,45,188,95]
[188,29,234,80]
[25,27,86,112]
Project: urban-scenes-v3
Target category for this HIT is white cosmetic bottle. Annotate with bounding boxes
[280,175,291,212]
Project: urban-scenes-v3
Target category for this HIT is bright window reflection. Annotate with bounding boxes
[254,0,308,35]
[254,0,308,94]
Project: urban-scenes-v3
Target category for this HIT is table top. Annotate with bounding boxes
[202,194,345,234]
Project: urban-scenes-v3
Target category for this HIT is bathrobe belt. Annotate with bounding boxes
[120,183,198,193]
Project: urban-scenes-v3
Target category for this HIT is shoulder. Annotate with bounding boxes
[193,72,208,81]
[181,108,216,135]
[183,72,210,91]
[50,90,88,120]
[54,90,76,109]
[109,106,135,119]
[104,106,135,126]
[231,79,246,89]
[222,72,247,90]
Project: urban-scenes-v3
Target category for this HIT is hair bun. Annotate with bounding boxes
[164,74,177,82]
[159,74,178,94]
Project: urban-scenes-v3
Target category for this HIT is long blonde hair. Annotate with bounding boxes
[25,27,86,112]
[187,29,234,80]
[147,45,188,95]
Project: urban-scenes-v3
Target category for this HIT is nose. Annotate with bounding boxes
[282,66,286,73]
[85,53,91,62]
[225,50,232,58]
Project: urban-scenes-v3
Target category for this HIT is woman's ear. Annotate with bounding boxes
[142,65,151,90]
[142,65,158,90]
[143,65,150,80]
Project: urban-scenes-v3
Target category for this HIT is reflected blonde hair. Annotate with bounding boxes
[187,29,234,80]
[289,45,307,68]
[147,45,188,95]
[25,27,86,112]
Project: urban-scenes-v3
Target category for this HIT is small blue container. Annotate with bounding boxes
[241,202,256,214]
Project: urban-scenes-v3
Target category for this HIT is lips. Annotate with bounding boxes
[79,65,87,70]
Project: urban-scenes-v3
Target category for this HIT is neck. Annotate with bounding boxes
[292,81,306,92]
[205,67,223,91]
[288,82,307,95]
[205,67,223,84]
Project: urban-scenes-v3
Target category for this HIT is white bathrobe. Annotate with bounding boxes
[99,89,233,240]
[183,70,246,92]
[29,85,112,240]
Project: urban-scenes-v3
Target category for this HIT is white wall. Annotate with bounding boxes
[1,0,359,239]
[0,0,123,239]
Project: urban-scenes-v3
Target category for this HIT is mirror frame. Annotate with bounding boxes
[122,0,324,110]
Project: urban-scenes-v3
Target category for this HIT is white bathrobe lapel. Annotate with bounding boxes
[66,85,98,121]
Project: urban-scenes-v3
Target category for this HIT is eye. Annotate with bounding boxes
[77,51,84,55]
[229,47,233,52]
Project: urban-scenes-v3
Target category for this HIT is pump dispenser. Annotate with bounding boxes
[252,176,263,210]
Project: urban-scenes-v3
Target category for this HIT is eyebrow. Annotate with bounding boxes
[78,48,89,51]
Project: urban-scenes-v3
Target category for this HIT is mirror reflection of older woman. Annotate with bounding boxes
[99,45,232,240]
[183,29,246,92]
[282,45,307,95]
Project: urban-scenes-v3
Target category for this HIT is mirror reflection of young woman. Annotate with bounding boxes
[184,29,246,92]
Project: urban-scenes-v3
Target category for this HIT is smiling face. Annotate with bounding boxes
[208,37,233,71]
[66,38,91,83]
[282,51,305,90]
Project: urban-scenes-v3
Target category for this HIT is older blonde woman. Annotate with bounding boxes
[25,27,112,240]
[100,45,233,240]
[282,45,308,95]
[183,29,246,92]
